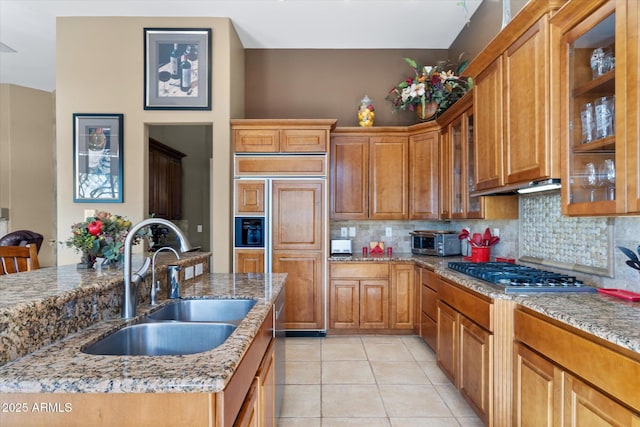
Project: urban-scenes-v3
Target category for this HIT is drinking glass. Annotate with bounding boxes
[581,162,601,202]
[580,103,595,143]
[600,159,615,201]
[158,71,171,95]
[595,96,614,139]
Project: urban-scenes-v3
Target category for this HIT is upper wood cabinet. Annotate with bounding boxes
[148,138,185,220]
[409,124,440,220]
[465,0,564,193]
[231,119,336,153]
[330,129,408,220]
[553,0,639,216]
[235,180,265,215]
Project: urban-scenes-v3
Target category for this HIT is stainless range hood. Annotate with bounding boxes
[471,178,561,196]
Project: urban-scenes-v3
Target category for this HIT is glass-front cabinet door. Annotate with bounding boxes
[557,0,622,215]
[466,113,483,218]
[451,117,464,218]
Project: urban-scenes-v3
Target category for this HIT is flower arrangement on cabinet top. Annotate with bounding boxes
[64,211,143,264]
[386,57,473,121]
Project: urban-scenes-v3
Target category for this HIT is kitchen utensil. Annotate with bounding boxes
[471,233,483,247]
[619,246,639,261]
[488,236,500,246]
[458,229,469,240]
[483,228,492,245]
[597,288,640,301]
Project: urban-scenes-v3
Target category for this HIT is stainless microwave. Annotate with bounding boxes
[410,230,461,256]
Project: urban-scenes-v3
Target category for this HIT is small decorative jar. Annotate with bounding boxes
[357,95,375,127]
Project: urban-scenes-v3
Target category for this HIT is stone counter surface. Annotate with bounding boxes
[0,271,286,394]
[331,252,640,354]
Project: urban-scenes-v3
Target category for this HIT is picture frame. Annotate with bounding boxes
[144,28,212,110]
[73,114,124,203]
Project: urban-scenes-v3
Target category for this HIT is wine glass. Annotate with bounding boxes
[581,162,601,202]
[600,159,615,200]
[158,71,171,95]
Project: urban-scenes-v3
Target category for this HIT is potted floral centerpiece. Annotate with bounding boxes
[64,211,142,269]
[386,57,473,122]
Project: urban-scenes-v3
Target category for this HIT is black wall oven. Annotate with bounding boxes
[234,217,264,248]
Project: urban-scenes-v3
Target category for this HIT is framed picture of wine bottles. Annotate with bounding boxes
[72,113,124,203]
[143,28,211,110]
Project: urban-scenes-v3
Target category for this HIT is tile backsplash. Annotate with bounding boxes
[330,192,640,292]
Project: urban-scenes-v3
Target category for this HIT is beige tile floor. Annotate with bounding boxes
[279,335,485,427]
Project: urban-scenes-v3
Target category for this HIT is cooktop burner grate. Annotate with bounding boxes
[448,262,597,293]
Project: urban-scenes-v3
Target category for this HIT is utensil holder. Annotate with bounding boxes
[471,246,491,263]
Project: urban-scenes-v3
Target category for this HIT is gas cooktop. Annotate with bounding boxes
[448,262,597,294]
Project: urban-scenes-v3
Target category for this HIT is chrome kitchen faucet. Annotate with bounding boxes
[122,218,193,319]
[150,246,180,306]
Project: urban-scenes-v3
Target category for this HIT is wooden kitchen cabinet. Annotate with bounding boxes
[436,276,494,425]
[235,180,265,214]
[514,307,640,426]
[234,377,260,427]
[235,249,265,274]
[437,92,518,220]
[258,341,276,427]
[390,263,414,330]
[465,0,563,193]
[273,251,324,330]
[409,124,440,219]
[329,262,391,331]
[271,180,323,251]
[148,138,185,220]
[330,129,408,220]
[554,0,639,216]
[231,119,336,153]
[419,267,438,351]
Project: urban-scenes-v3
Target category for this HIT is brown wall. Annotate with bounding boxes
[245,49,449,127]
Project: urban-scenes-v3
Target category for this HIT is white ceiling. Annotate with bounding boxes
[0,0,482,92]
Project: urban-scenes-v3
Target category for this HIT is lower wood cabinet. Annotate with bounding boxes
[436,277,493,426]
[329,262,415,332]
[514,307,640,427]
[235,249,265,274]
[418,266,438,351]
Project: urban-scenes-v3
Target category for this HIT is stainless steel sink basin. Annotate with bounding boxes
[82,322,236,356]
[147,298,258,323]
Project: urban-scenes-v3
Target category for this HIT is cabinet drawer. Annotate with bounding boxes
[234,129,279,152]
[235,155,327,176]
[421,284,437,320]
[438,277,492,331]
[281,129,327,152]
[330,262,389,279]
[420,311,437,352]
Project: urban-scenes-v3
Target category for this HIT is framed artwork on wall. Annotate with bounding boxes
[73,113,124,203]
[144,28,212,110]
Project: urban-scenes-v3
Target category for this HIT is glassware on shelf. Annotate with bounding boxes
[600,158,616,201]
[590,47,614,79]
[581,162,602,203]
[595,96,614,139]
[580,102,595,143]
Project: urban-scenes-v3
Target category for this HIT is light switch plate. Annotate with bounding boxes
[385,227,392,237]
[341,227,348,237]
[195,263,203,276]
[348,227,356,237]
[184,266,194,280]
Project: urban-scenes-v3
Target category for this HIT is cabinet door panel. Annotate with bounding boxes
[235,250,265,274]
[330,136,368,219]
[390,263,414,329]
[474,57,504,190]
[281,129,327,152]
[234,129,279,152]
[360,280,388,329]
[329,280,359,329]
[436,301,457,382]
[235,180,265,214]
[370,136,408,219]
[272,181,323,250]
[504,18,550,184]
[459,315,492,425]
[409,131,439,219]
[514,343,555,427]
[272,251,324,330]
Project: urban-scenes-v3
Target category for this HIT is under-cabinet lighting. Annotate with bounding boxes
[517,179,562,194]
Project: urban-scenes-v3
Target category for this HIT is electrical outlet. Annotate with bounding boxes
[348,226,356,237]
[84,209,96,219]
[197,225,203,233]
[385,227,392,237]
[493,228,500,237]
[341,227,348,237]
[184,265,194,280]
[195,263,203,276]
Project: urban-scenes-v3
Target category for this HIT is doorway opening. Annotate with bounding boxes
[148,124,212,252]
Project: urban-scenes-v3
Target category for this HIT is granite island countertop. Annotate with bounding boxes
[330,252,640,355]
[0,271,286,394]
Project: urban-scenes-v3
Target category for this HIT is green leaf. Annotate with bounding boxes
[403,57,418,69]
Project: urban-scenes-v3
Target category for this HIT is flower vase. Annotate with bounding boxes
[77,251,96,269]
[415,102,438,122]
